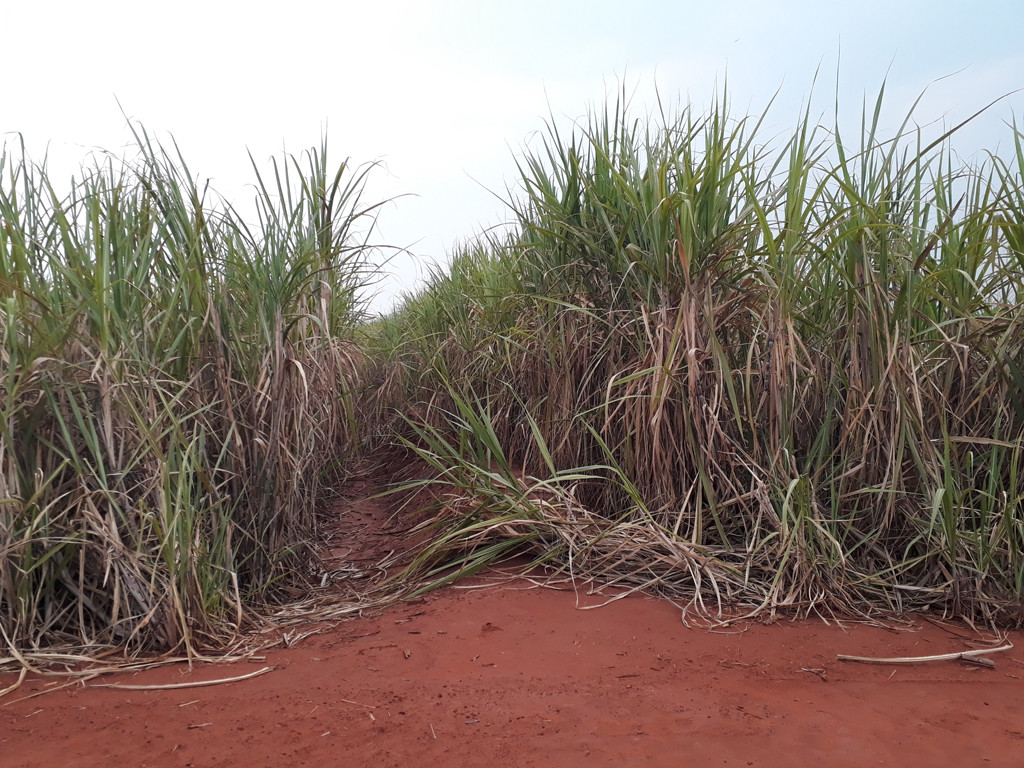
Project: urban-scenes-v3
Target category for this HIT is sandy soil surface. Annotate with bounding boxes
[3,458,1023,767]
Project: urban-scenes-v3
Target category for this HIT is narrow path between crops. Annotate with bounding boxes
[3,450,1024,767]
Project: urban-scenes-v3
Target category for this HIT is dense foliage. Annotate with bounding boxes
[1,132,377,651]
[381,89,1024,625]
[4,84,1024,664]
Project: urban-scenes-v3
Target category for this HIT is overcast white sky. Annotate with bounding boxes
[6,0,1024,312]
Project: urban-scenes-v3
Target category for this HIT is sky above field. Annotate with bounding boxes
[6,0,1024,312]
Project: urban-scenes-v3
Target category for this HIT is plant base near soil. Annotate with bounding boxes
[3,466,1022,767]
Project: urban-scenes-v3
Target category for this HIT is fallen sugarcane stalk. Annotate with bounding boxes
[837,643,1013,667]
[0,668,28,698]
[88,666,275,690]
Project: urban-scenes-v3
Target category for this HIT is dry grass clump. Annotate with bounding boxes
[383,87,1024,627]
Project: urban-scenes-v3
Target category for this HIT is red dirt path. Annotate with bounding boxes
[3,459,1024,767]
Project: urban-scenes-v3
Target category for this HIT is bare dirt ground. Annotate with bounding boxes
[3,455,1024,767]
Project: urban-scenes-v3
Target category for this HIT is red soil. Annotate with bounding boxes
[3,459,1024,767]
